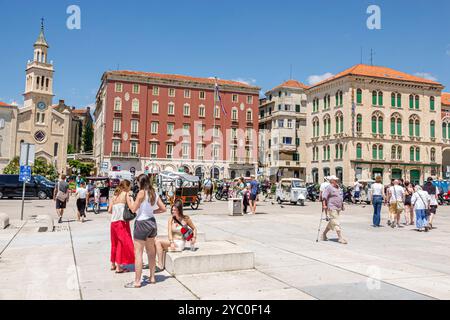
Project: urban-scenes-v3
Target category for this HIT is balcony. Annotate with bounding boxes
[278,144,297,153]
[110,152,140,159]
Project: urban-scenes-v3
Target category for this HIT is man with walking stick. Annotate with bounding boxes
[320,175,348,244]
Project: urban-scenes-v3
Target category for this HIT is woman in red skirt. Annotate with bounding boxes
[108,180,135,273]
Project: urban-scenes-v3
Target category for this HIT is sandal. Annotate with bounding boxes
[143,275,156,284]
[155,266,164,273]
[115,268,129,274]
[338,239,348,245]
[124,281,141,289]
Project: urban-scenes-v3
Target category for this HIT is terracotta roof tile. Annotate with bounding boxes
[71,108,88,114]
[271,80,309,91]
[442,92,450,106]
[0,101,10,107]
[108,70,260,90]
[310,64,442,88]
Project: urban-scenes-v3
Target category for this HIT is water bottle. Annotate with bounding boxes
[190,241,195,251]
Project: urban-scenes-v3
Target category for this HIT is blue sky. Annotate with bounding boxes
[1,0,449,109]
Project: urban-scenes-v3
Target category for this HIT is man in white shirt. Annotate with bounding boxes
[319,177,330,202]
[387,180,405,228]
[353,179,363,204]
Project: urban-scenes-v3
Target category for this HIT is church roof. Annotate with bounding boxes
[34,21,49,48]
[442,93,450,106]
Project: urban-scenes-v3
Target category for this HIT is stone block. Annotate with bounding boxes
[0,213,9,229]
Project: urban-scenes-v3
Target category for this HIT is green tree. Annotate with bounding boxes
[82,123,94,152]
[68,159,94,177]
[67,144,76,154]
[32,158,58,181]
[3,156,20,174]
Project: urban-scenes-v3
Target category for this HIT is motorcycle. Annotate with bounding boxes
[343,186,354,204]
[306,185,318,202]
[215,182,231,201]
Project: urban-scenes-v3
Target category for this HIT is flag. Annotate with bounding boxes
[215,82,227,116]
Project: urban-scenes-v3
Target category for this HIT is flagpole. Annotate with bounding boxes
[212,77,217,181]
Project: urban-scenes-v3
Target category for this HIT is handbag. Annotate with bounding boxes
[415,192,430,216]
[173,217,194,241]
[392,186,404,212]
[123,203,136,221]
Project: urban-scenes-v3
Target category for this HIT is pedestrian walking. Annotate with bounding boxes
[249,175,258,214]
[411,185,431,232]
[387,180,405,228]
[125,174,166,288]
[203,176,213,202]
[404,181,415,225]
[242,183,251,214]
[370,176,385,227]
[108,180,135,273]
[75,181,88,223]
[319,177,330,202]
[321,175,347,244]
[353,179,363,204]
[53,174,70,224]
[423,177,438,229]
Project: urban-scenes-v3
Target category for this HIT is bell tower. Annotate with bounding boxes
[23,18,54,121]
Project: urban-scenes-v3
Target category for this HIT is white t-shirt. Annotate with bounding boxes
[371,183,384,196]
[76,187,88,199]
[388,185,405,204]
[411,191,431,210]
[136,192,160,221]
[320,182,330,193]
[354,182,362,192]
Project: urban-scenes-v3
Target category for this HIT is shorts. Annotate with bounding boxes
[429,205,437,215]
[326,210,341,231]
[171,239,186,252]
[389,202,403,215]
[354,191,360,199]
[404,195,412,206]
[134,218,157,241]
[204,187,212,195]
[250,193,257,201]
[76,199,86,215]
[56,199,67,209]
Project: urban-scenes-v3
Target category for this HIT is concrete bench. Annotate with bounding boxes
[165,240,254,276]
[0,213,9,229]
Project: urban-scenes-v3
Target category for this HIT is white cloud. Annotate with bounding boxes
[231,78,257,85]
[307,72,334,85]
[414,72,438,81]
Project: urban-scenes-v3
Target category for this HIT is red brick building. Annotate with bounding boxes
[93,70,260,179]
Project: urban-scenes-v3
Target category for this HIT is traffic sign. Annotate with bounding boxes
[130,167,136,174]
[19,166,32,182]
[19,143,35,166]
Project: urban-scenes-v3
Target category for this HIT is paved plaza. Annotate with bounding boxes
[1,197,449,300]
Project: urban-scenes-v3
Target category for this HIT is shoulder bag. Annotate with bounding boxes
[56,182,69,202]
[414,192,430,216]
[122,193,136,221]
[392,186,404,213]
[173,216,194,241]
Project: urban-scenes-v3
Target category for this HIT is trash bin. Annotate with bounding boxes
[228,198,243,216]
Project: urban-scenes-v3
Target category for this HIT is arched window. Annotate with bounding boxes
[430,97,435,111]
[390,113,402,135]
[356,89,362,104]
[415,95,420,109]
[335,112,343,134]
[323,115,331,135]
[430,120,436,138]
[356,143,362,159]
[416,147,420,161]
[378,91,383,106]
[391,145,402,160]
[431,148,436,162]
[54,143,59,157]
[372,144,383,160]
[312,117,320,137]
[410,147,415,161]
[356,114,362,132]
[409,95,414,109]
[397,93,402,107]
[391,93,396,107]
[409,115,420,137]
[371,112,383,134]
[372,91,377,105]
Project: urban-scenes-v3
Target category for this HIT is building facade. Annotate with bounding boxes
[94,71,260,179]
[258,80,308,181]
[441,92,450,177]
[306,64,444,186]
[0,102,18,171]
[68,106,94,153]
[15,23,71,173]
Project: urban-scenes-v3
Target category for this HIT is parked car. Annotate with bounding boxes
[0,174,55,200]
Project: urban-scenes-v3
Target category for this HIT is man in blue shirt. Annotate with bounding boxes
[249,175,259,214]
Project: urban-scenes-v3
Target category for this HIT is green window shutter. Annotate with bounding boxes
[379,146,383,160]
[378,117,383,134]
[356,145,362,159]
[391,94,396,107]
[415,96,419,109]
[416,148,420,161]
[410,148,414,161]
[397,94,401,108]
[328,147,330,160]
[335,145,338,159]
[357,115,362,132]
[430,122,435,138]
[296,138,300,146]
[409,96,414,109]
[357,90,362,104]
[340,92,343,106]
[372,146,377,159]
[335,93,338,106]
[335,118,339,134]
[444,123,448,139]
[415,121,420,137]
[340,117,344,133]
[430,97,435,111]
[372,117,377,133]
[409,120,414,136]
[372,92,377,105]
[397,119,402,135]
[390,118,395,135]
[378,92,383,106]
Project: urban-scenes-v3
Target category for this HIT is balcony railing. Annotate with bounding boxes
[110,152,140,158]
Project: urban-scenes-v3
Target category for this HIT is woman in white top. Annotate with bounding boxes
[75,181,88,223]
[108,180,135,273]
[411,185,431,232]
[370,176,385,227]
[125,174,166,289]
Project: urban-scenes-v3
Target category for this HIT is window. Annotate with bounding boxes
[371,90,384,106]
[168,102,175,115]
[372,144,383,160]
[335,112,343,133]
[113,119,121,133]
[397,93,402,108]
[132,99,140,113]
[323,116,331,135]
[430,97,435,111]
[390,114,402,136]
[199,91,206,100]
[196,144,204,160]
[371,112,383,134]
[313,98,319,112]
[356,114,362,133]
[168,88,175,97]
[132,84,140,94]
[278,120,284,128]
[115,83,122,92]
[356,89,362,104]
[150,143,158,158]
[114,97,122,111]
[167,123,175,136]
[214,106,220,118]
[391,145,402,160]
[232,108,238,121]
[283,137,292,145]
[182,143,190,159]
[416,147,420,161]
[130,141,138,155]
[182,124,190,136]
[335,144,343,160]
[112,140,121,153]
[335,91,343,106]
[443,122,450,139]
[409,115,420,137]
[378,91,383,106]
[151,122,159,134]
[131,120,139,134]
[295,104,301,112]
[232,94,238,103]
[153,86,159,96]
[197,124,205,137]
[231,128,237,140]
[184,89,191,98]
[199,105,205,117]
[431,148,436,162]
[415,95,420,109]
[287,119,293,128]
[166,144,174,159]
[391,93,402,107]
[152,101,159,114]
[247,96,253,104]
[246,128,252,140]
[430,120,435,138]
[410,147,420,161]
[372,91,377,105]
[312,117,320,137]
[356,143,362,159]
[323,95,331,110]
[183,104,190,116]
[54,143,59,157]
[246,109,253,121]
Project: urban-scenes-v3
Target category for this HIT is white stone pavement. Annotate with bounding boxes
[1,197,449,300]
